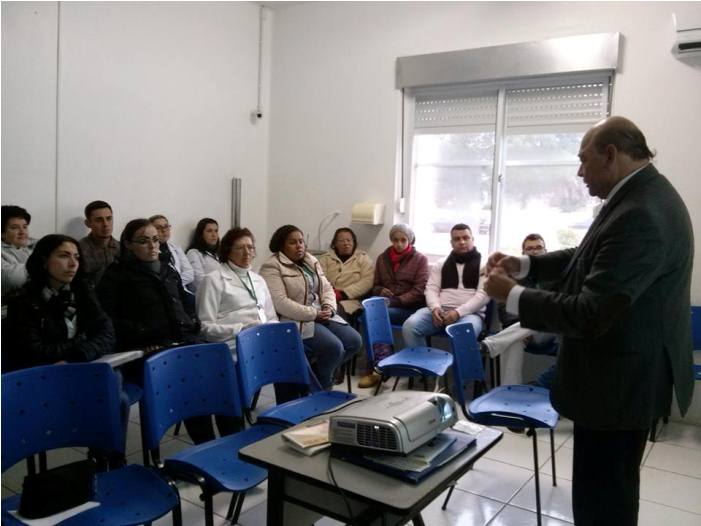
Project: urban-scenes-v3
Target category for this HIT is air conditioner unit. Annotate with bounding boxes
[672,11,701,57]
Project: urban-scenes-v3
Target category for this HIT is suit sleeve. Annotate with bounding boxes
[520,209,665,338]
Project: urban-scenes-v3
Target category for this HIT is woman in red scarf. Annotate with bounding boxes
[361,224,429,387]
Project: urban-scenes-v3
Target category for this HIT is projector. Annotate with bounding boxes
[329,391,457,454]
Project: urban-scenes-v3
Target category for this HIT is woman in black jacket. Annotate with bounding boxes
[3,234,115,372]
[98,218,237,443]
[98,218,200,353]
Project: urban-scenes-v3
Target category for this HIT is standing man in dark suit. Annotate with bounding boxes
[484,116,694,526]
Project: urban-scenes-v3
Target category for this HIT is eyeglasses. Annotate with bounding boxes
[154,224,171,231]
[132,236,161,246]
[231,245,256,253]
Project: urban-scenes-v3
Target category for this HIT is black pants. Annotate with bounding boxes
[183,415,244,445]
[572,424,648,526]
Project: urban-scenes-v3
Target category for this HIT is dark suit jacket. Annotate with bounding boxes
[519,164,694,430]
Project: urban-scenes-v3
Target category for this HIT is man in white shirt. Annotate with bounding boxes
[149,214,195,291]
[402,223,489,348]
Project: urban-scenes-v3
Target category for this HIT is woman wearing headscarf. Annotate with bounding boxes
[361,223,429,387]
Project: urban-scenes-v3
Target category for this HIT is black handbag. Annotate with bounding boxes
[18,459,97,519]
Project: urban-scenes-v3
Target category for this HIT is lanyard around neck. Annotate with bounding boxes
[228,263,259,305]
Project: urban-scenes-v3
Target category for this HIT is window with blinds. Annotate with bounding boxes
[406,75,612,257]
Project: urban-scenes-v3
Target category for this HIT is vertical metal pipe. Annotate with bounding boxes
[231,178,242,228]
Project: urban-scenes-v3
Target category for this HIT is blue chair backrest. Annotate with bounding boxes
[361,297,395,360]
[446,322,486,410]
[236,322,312,408]
[141,343,241,450]
[692,306,701,350]
[2,363,123,473]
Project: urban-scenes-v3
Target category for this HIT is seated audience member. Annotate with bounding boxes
[3,234,115,372]
[197,227,278,351]
[402,223,488,347]
[98,218,200,354]
[318,227,374,324]
[260,225,362,395]
[150,214,195,291]
[186,217,220,292]
[79,200,120,286]
[361,223,429,388]
[481,233,557,385]
[372,223,428,325]
[2,205,35,300]
[98,219,223,444]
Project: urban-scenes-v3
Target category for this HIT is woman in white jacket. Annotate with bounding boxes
[186,217,221,292]
[196,227,277,354]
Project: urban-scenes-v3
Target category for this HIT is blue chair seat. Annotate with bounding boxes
[376,347,453,378]
[256,391,355,427]
[1,465,180,526]
[468,385,559,429]
[165,424,280,493]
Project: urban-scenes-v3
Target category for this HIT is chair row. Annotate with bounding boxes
[2,322,357,526]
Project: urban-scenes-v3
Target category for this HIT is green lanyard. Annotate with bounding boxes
[229,263,261,308]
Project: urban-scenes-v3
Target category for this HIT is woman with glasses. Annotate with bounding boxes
[186,217,220,292]
[197,227,277,351]
[260,225,362,393]
[98,219,235,444]
[98,218,200,354]
[149,214,194,291]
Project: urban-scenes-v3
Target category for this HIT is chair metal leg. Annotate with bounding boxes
[346,366,352,394]
[173,421,182,436]
[38,451,48,472]
[529,428,542,526]
[495,355,501,386]
[351,354,357,376]
[422,376,429,391]
[26,455,37,476]
[230,492,245,525]
[250,389,261,411]
[411,513,426,526]
[202,493,214,526]
[549,428,557,487]
[374,375,385,395]
[392,377,400,391]
[226,492,237,519]
[441,483,456,510]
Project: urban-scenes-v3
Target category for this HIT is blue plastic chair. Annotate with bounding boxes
[139,343,280,526]
[445,322,558,526]
[361,297,454,395]
[1,363,181,526]
[236,322,356,427]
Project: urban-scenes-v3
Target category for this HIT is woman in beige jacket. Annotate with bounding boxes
[317,227,374,323]
[259,225,362,392]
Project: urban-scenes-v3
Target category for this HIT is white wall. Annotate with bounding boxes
[267,1,701,303]
[2,1,272,247]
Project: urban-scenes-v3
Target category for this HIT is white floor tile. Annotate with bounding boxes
[484,431,552,471]
[640,466,701,514]
[509,476,574,523]
[540,444,573,482]
[644,442,701,479]
[638,499,701,526]
[2,485,16,499]
[455,458,533,503]
[653,422,701,450]
[489,504,573,525]
[420,487,504,525]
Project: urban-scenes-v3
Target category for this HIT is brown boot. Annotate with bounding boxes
[358,372,381,388]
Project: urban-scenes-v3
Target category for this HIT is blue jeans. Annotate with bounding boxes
[304,321,362,389]
[402,307,483,348]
